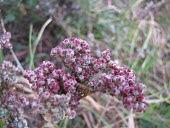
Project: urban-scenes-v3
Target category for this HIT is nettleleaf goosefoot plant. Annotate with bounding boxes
[0,32,147,126]
[24,37,147,123]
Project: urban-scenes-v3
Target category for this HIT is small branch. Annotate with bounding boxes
[145,98,170,104]
[128,109,135,128]
[95,96,111,128]
[12,83,33,94]
[9,48,24,73]
[77,83,97,98]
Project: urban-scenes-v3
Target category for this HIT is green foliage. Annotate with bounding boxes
[140,103,170,128]
[0,119,4,128]
[1,0,40,23]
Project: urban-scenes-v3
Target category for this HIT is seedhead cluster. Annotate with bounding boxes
[0,31,146,126]
[0,32,12,49]
[0,61,28,128]
[24,37,147,123]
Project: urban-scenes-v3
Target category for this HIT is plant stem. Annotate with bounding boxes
[1,13,24,73]
[0,49,3,64]
[29,24,33,69]
[30,17,52,69]
[9,48,24,74]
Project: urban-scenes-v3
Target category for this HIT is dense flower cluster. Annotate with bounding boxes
[0,32,12,49]
[0,61,28,128]
[88,63,146,112]
[51,37,94,82]
[25,37,146,124]
[0,60,20,83]
[0,90,29,128]
[24,61,77,123]
[51,37,147,112]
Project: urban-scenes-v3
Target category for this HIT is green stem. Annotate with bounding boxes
[0,49,3,64]
[30,17,52,69]
[29,24,33,69]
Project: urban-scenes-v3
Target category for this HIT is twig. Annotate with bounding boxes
[88,111,95,127]
[13,83,33,94]
[128,109,135,128]
[9,48,24,73]
[82,113,92,128]
[95,96,111,128]
[84,96,103,113]
[145,98,170,104]
[77,83,98,98]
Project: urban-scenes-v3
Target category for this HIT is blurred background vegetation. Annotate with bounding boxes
[0,0,170,127]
